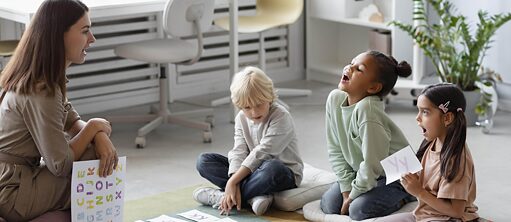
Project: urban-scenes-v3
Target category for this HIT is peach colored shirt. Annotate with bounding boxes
[414,140,479,222]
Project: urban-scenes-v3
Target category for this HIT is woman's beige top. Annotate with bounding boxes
[0,88,79,218]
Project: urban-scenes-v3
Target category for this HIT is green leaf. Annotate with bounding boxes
[389,0,511,91]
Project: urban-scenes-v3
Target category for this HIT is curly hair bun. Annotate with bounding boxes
[397,61,412,78]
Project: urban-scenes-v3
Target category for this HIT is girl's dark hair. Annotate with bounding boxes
[367,50,412,98]
[416,83,467,182]
[0,0,89,98]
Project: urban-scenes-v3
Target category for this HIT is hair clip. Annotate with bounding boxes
[457,108,463,112]
[438,101,450,113]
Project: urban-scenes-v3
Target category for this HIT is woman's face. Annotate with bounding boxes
[64,12,95,67]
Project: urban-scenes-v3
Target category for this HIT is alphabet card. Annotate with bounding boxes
[380,146,422,185]
[135,214,189,222]
[178,209,220,222]
[71,156,127,222]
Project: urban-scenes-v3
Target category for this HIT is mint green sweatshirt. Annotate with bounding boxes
[326,89,409,199]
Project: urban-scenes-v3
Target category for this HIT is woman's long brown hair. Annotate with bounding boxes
[0,0,88,98]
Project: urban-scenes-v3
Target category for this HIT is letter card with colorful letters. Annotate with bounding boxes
[71,156,127,222]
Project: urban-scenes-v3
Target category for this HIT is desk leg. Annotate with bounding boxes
[229,0,238,77]
[210,0,239,123]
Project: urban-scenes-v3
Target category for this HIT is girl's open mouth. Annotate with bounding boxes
[341,74,350,83]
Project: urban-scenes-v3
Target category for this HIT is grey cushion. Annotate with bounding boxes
[273,163,337,211]
[303,199,418,222]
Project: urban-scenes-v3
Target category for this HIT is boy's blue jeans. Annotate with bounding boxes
[320,177,415,220]
[196,152,296,207]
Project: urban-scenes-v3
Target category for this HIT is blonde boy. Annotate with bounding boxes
[194,66,303,216]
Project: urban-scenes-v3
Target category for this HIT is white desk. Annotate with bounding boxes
[228,0,238,79]
[209,0,238,107]
[1,0,303,114]
[0,0,168,114]
[0,0,166,25]
[1,0,244,112]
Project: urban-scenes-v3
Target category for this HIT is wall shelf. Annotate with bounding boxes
[306,0,424,101]
[311,17,391,31]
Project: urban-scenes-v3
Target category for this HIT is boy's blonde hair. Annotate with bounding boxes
[230,66,277,108]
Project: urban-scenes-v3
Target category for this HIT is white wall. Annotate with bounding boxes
[451,0,511,82]
[498,1,511,83]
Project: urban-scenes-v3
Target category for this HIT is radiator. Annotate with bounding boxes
[2,0,302,115]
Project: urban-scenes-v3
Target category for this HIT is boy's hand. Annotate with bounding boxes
[219,182,241,215]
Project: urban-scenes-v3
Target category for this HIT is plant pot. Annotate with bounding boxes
[475,81,499,114]
[496,82,511,112]
[463,90,481,126]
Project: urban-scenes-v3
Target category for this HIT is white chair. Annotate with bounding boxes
[212,0,312,107]
[111,0,215,148]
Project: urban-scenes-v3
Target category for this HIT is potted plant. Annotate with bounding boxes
[390,0,511,125]
[475,66,502,133]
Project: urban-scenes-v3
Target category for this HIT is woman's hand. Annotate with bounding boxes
[94,132,118,177]
[219,181,241,215]
[68,119,111,161]
[88,118,112,136]
[401,173,422,197]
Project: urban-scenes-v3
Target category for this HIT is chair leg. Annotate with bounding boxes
[275,88,312,97]
[161,72,213,142]
[211,96,231,107]
[107,66,214,148]
[259,31,266,71]
[137,116,164,137]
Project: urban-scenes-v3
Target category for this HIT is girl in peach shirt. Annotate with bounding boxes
[377,83,479,222]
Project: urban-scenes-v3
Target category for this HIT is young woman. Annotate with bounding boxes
[0,0,118,220]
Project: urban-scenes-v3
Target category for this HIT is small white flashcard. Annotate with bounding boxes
[380,146,422,185]
[178,209,219,222]
[146,214,189,222]
[71,156,127,222]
